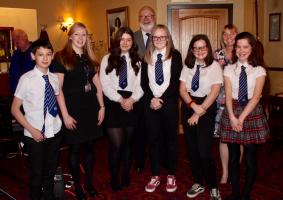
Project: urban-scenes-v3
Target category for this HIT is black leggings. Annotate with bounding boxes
[69,141,95,186]
[107,127,135,181]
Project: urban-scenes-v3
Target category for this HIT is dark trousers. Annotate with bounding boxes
[145,98,178,176]
[24,132,62,200]
[182,98,218,189]
[68,141,95,187]
[228,143,257,199]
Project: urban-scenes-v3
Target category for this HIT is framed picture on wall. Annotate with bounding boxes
[269,13,281,41]
[0,27,14,62]
[106,6,129,49]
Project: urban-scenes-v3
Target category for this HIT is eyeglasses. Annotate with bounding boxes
[152,36,168,41]
[192,45,207,52]
[139,15,155,20]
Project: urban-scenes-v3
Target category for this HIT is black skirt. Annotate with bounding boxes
[104,90,138,128]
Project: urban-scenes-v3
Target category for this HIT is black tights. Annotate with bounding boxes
[107,127,135,183]
[69,141,95,186]
[228,143,257,199]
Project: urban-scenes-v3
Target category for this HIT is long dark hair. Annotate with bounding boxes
[232,32,266,68]
[184,34,214,69]
[106,27,140,75]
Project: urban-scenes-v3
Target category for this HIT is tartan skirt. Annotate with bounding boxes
[220,100,269,144]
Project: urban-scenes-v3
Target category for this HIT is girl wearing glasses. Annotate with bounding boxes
[220,32,269,200]
[179,34,222,200]
[100,27,143,191]
[141,24,182,193]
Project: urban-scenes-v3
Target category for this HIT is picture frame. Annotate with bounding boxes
[269,13,281,41]
[106,6,129,49]
[0,27,14,62]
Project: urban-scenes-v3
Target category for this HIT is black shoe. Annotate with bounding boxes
[111,179,122,191]
[75,185,86,200]
[224,194,241,200]
[135,166,144,173]
[85,183,98,197]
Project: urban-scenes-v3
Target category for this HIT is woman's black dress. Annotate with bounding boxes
[53,53,101,144]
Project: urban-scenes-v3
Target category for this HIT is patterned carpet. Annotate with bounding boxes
[0,135,283,200]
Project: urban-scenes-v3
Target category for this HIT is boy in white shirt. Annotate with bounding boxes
[11,39,62,200]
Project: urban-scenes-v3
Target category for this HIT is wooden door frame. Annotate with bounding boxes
[167,4,233,32]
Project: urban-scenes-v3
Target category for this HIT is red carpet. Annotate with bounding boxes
[0,135,283,200]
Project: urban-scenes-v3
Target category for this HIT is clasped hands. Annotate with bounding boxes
[187,104,206,126]
[150,97,163,110]
[229,115,244,132]
[119,97,135,112]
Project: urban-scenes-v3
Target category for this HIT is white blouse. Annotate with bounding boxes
[148,48,172,98]
[224,61,266,100]
[179,60,223,97]
[15,66,62,138]
[100,53,143,102]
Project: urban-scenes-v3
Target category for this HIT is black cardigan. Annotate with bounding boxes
[141,49,183,103]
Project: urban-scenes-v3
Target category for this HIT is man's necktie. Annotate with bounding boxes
[145,33,151,49]
[155,53,164,85]
[238,65,248,106]
[42,75,58,134]
[119,55,128,89]
[191,65,201,92]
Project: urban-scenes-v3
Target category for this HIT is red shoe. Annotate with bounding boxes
[145,176,160,192]
[166,175,177,192]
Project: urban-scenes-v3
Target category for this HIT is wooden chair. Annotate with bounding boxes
[262,95,283,152]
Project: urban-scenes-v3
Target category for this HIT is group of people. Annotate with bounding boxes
[9,5,269,200]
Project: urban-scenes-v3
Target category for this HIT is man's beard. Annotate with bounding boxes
[140,22,155,33]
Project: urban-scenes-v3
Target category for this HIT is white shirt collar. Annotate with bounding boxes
[153,48,166,60]
[121,52,130,59]
[34,66,50,76]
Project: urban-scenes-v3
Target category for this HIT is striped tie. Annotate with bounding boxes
[238,65,248,106]
[191,65,201,92]
[42,75,58,134]
[119,55,128,89]
[155,53,164,85]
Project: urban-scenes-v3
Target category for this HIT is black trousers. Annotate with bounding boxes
[182,97,218,189]
[228,143,258,199]
[145,98,178,176]
[24,132,62,200]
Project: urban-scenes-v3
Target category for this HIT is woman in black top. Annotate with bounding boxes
[53,22,105,200]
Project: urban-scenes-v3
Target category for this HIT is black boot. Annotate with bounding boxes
[121,175,130,188]
[111,177,122,191]
[85,182,98,197]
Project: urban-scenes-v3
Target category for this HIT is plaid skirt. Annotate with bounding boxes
[220,100,269,144]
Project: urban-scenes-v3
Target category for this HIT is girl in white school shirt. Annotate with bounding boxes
[141,24,182,193]
[100,27,143,191]
[220,32,269,200]
[179,34,222,200]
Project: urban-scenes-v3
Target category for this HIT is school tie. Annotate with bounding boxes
[238,65,248,106]
[155,53,164,85]
[191,64,201,92]
[119,55,128,89]
[145,33,151,49]
[42,75,58,134]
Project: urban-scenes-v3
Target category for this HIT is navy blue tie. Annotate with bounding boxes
[238,65,248,106]
[119,55,128,89]
[191,64,201,92]
[155,53,164,85]
[42,75,58,134]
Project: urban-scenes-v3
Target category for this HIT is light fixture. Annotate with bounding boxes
[57,16,74,32]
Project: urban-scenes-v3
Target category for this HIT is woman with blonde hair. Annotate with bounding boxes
[53,22,105,200]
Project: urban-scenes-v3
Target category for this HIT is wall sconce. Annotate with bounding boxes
[57,16,74,32]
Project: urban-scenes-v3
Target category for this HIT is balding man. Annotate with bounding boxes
[9,29,34,94]
[134,6,156,59]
